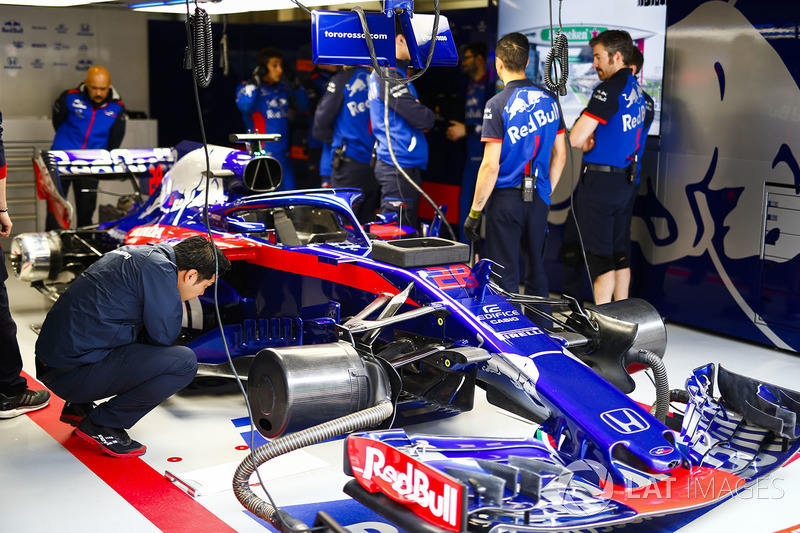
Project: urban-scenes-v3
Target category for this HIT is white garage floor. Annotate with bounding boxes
[2,264,800,533]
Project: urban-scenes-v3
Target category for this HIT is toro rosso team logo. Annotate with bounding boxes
[650,446,674,456]
[347,76,367,97]
[506,90,544,120]
[600,408,650,434]
[622,86,642,108]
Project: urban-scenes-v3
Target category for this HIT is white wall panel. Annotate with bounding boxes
[0,6,149,119]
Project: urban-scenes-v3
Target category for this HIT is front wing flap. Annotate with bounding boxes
[345,363,800,532]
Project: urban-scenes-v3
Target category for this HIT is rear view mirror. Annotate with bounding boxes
[226,217,267,234]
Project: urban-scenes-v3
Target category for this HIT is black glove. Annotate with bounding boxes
[463,214,481,242]
[251,66,267,86]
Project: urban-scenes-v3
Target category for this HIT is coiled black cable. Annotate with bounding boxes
[544,32,569,96]
[192,7,213,88]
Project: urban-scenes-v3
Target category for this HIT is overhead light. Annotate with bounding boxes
[0,0,115,5]
[129,0,364,15]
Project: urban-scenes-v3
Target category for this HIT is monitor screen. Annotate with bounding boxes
[498,0,667,135]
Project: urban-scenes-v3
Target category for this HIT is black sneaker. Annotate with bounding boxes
[0,389,51,419]
[60,401,97,427]
[75,418,146,458]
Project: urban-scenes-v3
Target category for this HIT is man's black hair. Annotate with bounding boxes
[496,33,529,73]
[463,42,487,61]
[630,46,644,75]
[173,235,231,282]
[257,47,283,69]
[589,30,635,66]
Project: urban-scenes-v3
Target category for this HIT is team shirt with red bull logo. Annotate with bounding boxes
[313,67,374,165]
[481,79,565,205]
[368,67,435,170]
[235,81,290,159]
[581,67,647,169]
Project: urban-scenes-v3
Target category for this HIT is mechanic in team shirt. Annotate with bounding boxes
[368,18,435,230]
[313,66,379,223]
[51,65,126,228]
[236,47,303,191]
[566,30,647,305]
[464,32,567,301]
[35,236,230,458]
[560,45,655,301]
[446,42,492,243]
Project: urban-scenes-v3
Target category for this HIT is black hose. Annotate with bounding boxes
[627,349,669,423]
[670,389,690,404]
[233,401,394,531]
[192,7,213,88]
[544,32,569,96]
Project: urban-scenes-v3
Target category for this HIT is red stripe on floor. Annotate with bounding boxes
[22,371,237,533]
[773,524,800,533]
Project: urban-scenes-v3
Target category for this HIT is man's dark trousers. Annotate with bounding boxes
[42,343,197,429]
[374,160,422,229]
[0,247,26,396]
[332,158,379,224]
[485,188,550,297]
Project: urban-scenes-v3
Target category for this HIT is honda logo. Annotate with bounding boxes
[600,408,650,434]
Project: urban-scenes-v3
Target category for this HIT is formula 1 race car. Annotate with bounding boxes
[12,138,800,532]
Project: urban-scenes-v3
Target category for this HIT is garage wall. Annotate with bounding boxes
[0,6,149,119]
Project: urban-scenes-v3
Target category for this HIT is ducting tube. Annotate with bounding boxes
[626,349,669,423]
[233,401,394,531]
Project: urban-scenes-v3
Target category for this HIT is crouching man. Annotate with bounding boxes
[36,235,230,457]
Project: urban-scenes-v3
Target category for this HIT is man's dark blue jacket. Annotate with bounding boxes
[36,243,182,369]
[51,83,126,150]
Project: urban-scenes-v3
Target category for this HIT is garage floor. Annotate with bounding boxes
[2,264,800,533]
